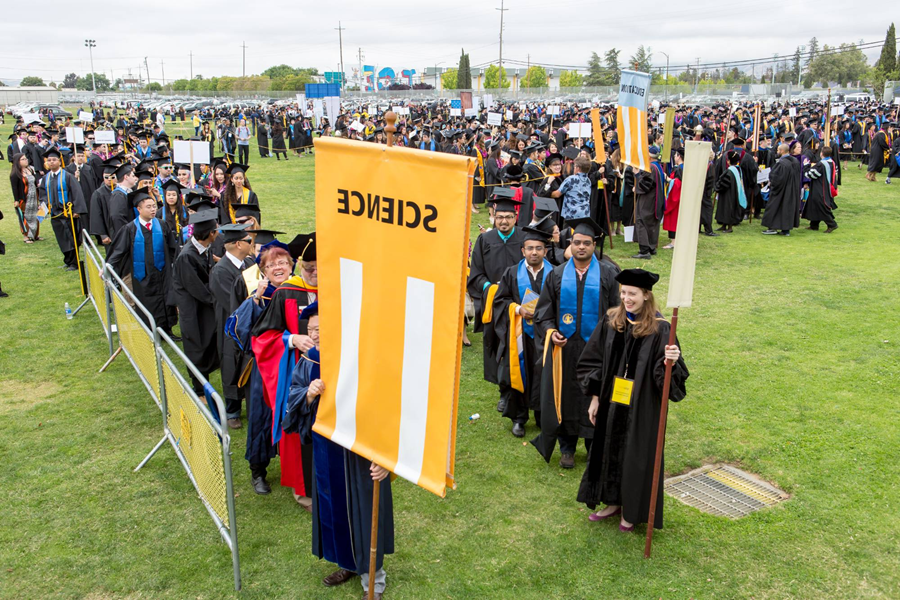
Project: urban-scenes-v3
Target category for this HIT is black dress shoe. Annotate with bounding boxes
[0,290,8,298]
[323,568,356,587]
[251,476,271,495]
[703,231,720,237]
[496,398,507,413]
[630,253,651,260]
[512,423,525,438]
[65,265,78,271]
[559,452,575,469]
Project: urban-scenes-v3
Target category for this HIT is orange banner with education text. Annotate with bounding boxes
[312,136,473,497]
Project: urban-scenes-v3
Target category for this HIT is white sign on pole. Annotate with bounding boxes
[391,105,410,116]
[324,96,342,121]
[548,105,561,116]
[313,99,325,122]
[450,108,462,117]
[505,109,513,121]
[756,168,771,184]
[173,140,211,165]
[486,112,502,126]
[569,123,593,138]
[830,105,845,116]
[657,113,666,124]
[483,94,494,108]
[464,108,479,117]
[22,112,42,124]
[789,107,797,117]
[94,130,116,144]
[65,127,84,144]
[473,96,482,109]
[350,120,365,132]
[78,111,94,122]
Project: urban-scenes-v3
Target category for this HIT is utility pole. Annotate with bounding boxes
[358,47,364,90]
[190,51,193,80]
[160,59,166,86]
[771,54,777,85]
[497,0,507,92]
[84,40,97,94]
[695,57,700,93]
[144,56,150,88]
[660,51,670,102]
[335,22,346,89]
[241,41,247,77]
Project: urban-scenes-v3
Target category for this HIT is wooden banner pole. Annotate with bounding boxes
[644,306,679,559]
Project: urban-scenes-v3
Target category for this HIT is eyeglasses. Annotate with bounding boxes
[494,214,515,220]
[570,240,595,247]
[267,260,293,268]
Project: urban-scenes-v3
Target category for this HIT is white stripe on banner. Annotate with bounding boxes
[622,107,634,169]
[394,276,435,485]
[332,257,363,450]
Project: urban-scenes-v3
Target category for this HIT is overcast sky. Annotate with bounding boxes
[1,0,891,85]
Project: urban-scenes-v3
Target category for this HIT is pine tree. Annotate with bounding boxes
[585,52,605,86]
[877,24,897,74]
[603,48,621,85]
[792,47,802,85]
[628,45,653,73]
[803,37,819,88]
[457,49,472,90]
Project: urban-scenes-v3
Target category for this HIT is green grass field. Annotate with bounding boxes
[0,113,898,599]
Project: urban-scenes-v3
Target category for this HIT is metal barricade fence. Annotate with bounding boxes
[153,331,241,591]
[104,265,163,408]
[79,232,114,356]
[94,260,242,591]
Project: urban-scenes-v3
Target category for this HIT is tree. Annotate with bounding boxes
[791,47,802,84]
[172,79,190,91]
[522,66,548,88]
[484,64,510,89]
[559,70,583,88]
[629,45,653,73]
[144,82,162,92]
[603,48,621,85]
[75,73,112,92]
[412,82,434,90]
[876,23,897,74]
[63,73,78,89]
[803,37,819,87]
[441,68,459,90]
[20,76,45,87]
[585,52,605,86]
[807,42,869,87]
[262,64,300,79]
[457,49,472,89]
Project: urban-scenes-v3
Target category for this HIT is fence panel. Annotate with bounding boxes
[105,265,162,408]
[156,331,241,591]
[81,232,111,344]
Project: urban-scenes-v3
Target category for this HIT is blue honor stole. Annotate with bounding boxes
[132,218,166,281]
[727,165,747,209]
[517,259,550,338]
[45,171,69,213]
[559,256,600,342]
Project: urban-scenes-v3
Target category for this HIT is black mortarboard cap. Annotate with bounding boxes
[226,162,249,175]
[532,196,558,219]
[234,203,261,220]
[503,163,524,182]
[491,190,522,214]
[162,179,185,193]
[522,215,555,243]
[219,222,252,244]
[189,209,218,225]
[113,162,134,180]
[288,232,316,262]
[615,268,660,290]
[42,146,62,159]
[246,229,284,245]
[128,189,153,207]
[545,152,562,165]
[567,216,604,240]
[562,146,580,160]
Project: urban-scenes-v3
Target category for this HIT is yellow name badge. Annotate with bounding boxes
[611,377,634,406]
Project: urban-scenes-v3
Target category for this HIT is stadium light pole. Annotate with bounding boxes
[85,39,97,94]
[660,51,670,102]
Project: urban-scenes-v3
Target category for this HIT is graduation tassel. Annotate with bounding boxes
[67,201,88,297]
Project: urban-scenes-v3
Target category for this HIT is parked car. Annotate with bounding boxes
[38,105,73,119]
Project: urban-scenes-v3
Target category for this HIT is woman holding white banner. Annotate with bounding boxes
[576,268,688,532]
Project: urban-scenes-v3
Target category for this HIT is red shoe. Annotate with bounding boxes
[619,522,635,532]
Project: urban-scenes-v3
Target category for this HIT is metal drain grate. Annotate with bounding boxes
[665,464,789,518]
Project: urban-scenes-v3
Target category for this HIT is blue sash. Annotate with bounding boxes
[517,259,550,338]
[272,331,294,444]
[728,166,747,209]
[44,171,69,211]
[132,218,165,282]
[559,256,600,342]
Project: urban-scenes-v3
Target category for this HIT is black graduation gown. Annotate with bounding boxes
[620,167,636,227]
[209,255,254,396]
[634,166,664,250]
[66,163,98,218]
[515,186,537,227]
[23,142,44,175]
[700,161,715,230]
[271,127,286,153]
[492,261,547,418]
[38,170,87,258]
[108,188,134,239]
[290,366,394,575]
[714,168,744,226]
[531,257,620,460]
[257,125,270,157]
[466,227,525,384]
[801,159,837,226]
[575,315,688,528]
[88,154,105,189]
[172,241,220,374]
[867,131,889,173]
[89,185,112,243]
[762,155,801,232]
[219,189,259,225]
[522,161,545,195]
[107,220,177,330]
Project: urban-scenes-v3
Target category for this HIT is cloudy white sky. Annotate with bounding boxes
[0,0,892,85]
